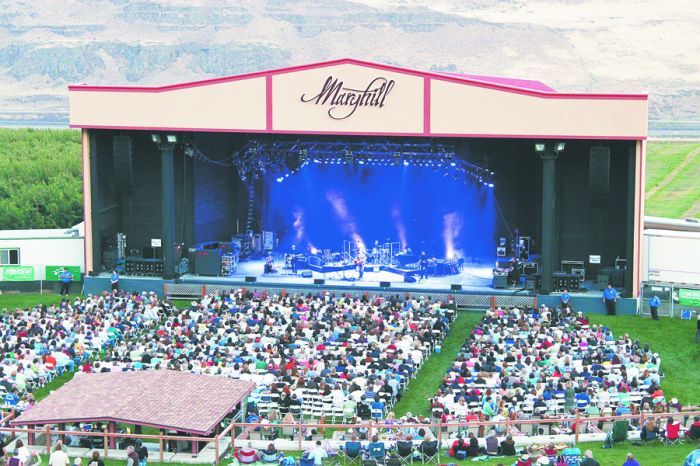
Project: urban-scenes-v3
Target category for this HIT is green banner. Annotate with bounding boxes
[45,265,81,282]
[678,288,700,307]
[0,266,35,281]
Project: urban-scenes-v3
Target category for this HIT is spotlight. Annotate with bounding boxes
[488,183,494,188]
[150,134,161,144]
[166,134,178,143]
[555,142,566,152]
[450,162,456,167]
[534,143,546,153]
[358,160,365,165]
[403,160,409,166]
[276,177,284,183]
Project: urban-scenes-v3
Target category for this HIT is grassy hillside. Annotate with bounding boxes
[645,141,700,218]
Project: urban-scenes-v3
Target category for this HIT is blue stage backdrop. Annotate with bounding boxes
[264,162,496,261]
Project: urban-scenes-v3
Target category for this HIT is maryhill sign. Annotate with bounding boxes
[300,75,396,120]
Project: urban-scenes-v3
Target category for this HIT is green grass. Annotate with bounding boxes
[645,141,700,218]
[588,314,700,405]
[393,311,484,418]
[0,292,66,311]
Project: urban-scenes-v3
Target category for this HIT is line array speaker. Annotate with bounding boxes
[113,135,134,193]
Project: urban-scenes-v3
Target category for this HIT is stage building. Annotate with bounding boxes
[69,58,648,309]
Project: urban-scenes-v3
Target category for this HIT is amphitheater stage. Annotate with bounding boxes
[83,273,640,315]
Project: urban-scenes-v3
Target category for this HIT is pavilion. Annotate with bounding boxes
[11,371,255,455]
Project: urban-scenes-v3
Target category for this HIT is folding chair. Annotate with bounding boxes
[605,420,629,448]
[367,441,386,464]
[395,440,413,465]
[344,441,362,466]
[663,421,683,446]
[419,441,439,465]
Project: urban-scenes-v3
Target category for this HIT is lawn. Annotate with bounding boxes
[0,292,66,311]
[645,141,700,218]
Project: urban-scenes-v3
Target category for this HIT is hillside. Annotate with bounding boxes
[0,1,699,125]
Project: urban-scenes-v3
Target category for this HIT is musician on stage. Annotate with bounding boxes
[371,240,380,264]
[419,252,429,280]
[290,244,298,274]
[355,248,366,279]
[264,252,275,274]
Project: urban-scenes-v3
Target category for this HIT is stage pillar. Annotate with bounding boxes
[159,143,177,279]
[540,147,558,294]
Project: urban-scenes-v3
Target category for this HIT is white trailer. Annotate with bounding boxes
[643,217,700,287]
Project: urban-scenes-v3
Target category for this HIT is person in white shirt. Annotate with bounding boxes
[48,441,70,466]
[307,441,328,466]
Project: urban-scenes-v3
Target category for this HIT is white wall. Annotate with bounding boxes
[0,237,85,277]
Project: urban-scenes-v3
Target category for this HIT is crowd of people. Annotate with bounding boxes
[0,289,454,421]
[431,303,668,425]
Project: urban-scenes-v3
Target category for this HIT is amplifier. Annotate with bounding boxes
[523,262,539,276]
[553,273,581,292]
[194,249,222,276]
[125,257,164,277]
[493,273,508,289]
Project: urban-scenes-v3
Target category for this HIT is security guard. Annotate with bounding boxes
[59,267,73,296]
[649,292,661,321]
[110,270,120,292]
[560,289,571,309]
[602,284,617,316]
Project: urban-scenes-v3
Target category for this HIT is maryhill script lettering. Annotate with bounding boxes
[300,76,395,120]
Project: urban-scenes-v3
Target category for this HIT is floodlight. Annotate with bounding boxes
[166,134,178,143]
[555,142,566,152]
[150,134,161,144]
[534,143,546,152]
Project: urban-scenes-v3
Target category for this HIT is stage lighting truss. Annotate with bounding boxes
[182,138,495,187]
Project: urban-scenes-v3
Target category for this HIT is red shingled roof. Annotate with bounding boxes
[12,371,255,435]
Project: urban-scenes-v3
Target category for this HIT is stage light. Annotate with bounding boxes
[150,134,161,144]
[313,158,320,163]
[535,143,546,152]
[276,177,283,183]
[488,183,494,188]
[393,153,401,165]
[450,162,456,167]
[555,142,566,152]
[403,160,409,166]
[166,134,178,143]
[358,160,365,165]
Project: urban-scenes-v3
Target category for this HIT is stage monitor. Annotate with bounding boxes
[314,278,325,285]
[380,281,391,288]
[245,276,256,283]
[451,284,462,291]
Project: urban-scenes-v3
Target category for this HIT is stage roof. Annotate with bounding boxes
[68,57,648,140]
[12,371,255,435]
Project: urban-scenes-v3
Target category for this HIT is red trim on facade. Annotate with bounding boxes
[266,75,273,131]
[423,77,431,135]
[67,58,648,101]
[69,124,647,141]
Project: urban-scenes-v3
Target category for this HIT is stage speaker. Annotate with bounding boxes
[113,136,134,193]
[245,276,256,283]
[300,271,313,278]
[380,281,391,288]
[589,146,611,208]
[314,278,325,285]
[525,275,539,291]
[451,284,462,291]
[404,275,417,283]
[493,274,508,289]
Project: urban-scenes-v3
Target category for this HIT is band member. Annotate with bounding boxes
[290,244,298,274]
[419,252,429,280]
[355,248,366,279]
[371,240,380,263]
[264,253,275,274]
